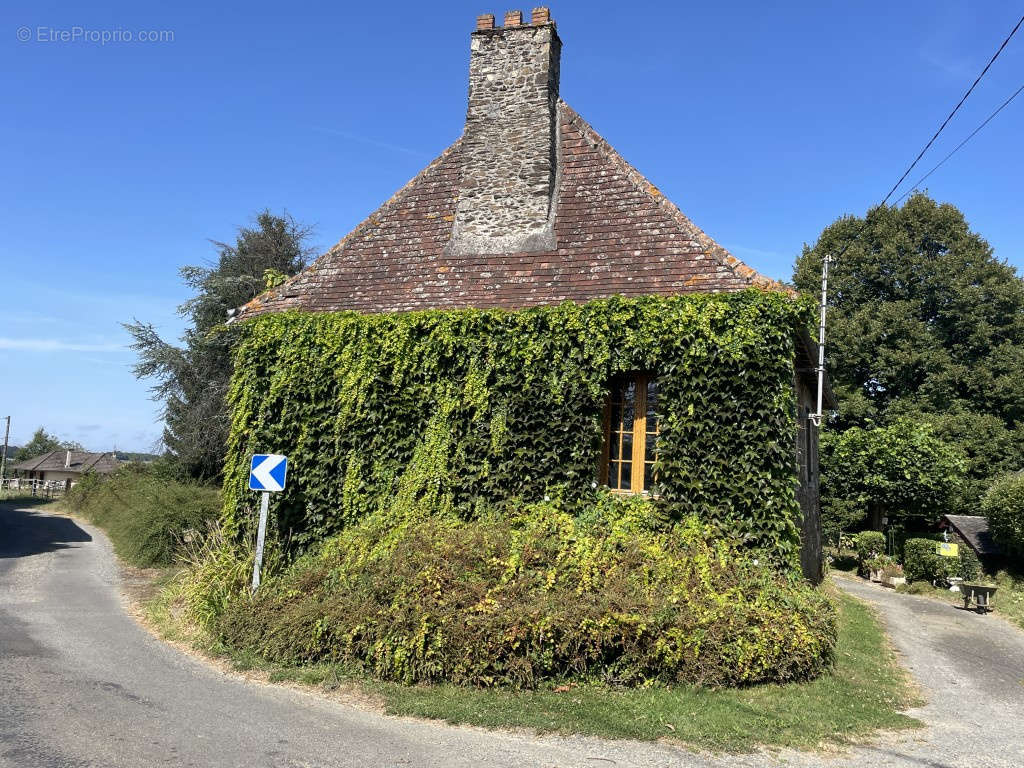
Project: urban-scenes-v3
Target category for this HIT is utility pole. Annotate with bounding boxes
[809,253,832,428]
[1,415,10,480]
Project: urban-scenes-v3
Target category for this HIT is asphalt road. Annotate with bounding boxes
[3,502,1024,768]
[0,502,699,768]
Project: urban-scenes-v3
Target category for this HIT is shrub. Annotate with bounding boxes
[958,544,982,581]
[981,473,1024,560]
[903,538,954,584]
[855,531,885,575]
[866,554,896,573]
[213,495,836,689]
[224,291,812,564]
[64,465,220,567]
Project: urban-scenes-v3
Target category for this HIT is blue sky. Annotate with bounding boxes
[1,1,1022,452]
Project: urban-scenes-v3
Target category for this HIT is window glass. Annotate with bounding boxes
[605,373,658,494]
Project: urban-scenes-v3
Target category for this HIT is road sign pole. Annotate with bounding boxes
[251,490,270,591]
[248,453,287,591]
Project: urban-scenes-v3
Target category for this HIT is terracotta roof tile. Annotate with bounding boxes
[237,101,786,320]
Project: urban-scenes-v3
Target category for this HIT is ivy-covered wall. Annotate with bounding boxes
[224,290,813,564]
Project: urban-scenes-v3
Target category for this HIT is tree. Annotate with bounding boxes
[125,211,314,481]
[795,194,1024,507]
[981,472,1024,561]
[820,419,966,534]
[14,427,84,461]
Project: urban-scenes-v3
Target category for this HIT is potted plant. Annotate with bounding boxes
[866,555,884,582]
[881,563,906,588]
[866,554,898,583]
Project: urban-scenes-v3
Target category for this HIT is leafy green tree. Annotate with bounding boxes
[820,419,966,534]
[14,427,84,461]
[125,211,313,481]
[981,473,1024,561]
[795,194,1024,507]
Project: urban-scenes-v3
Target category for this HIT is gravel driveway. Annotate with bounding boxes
[797,574,1024,768]
[2,502,1023,767]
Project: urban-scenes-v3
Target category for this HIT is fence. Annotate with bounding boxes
[0,477,70,498]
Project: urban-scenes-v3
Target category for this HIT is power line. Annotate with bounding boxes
[825,12,1024,265]
[810,13,1024,423]
[880,12,1024,207]
[895,82,1024,205]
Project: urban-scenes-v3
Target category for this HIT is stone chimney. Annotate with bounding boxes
[448,8,560,255]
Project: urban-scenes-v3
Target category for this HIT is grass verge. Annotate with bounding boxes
[0,491,60,506]
[145,579,920,753]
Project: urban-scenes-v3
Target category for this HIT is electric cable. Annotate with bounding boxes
[894,82,1024,205]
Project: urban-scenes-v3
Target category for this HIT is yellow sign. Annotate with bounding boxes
[937,542,959,557]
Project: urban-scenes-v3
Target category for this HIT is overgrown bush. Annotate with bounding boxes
[224,291,811,564]
[902,536,982,583]
[903,538,955,584]
[981,473,1024,560]
[64,465,220,567]
[958,543,982,581]
[214,495,836,689]
[855,531,885,576]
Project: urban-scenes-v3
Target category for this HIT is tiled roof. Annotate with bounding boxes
[11,450,122,475]
[237,102,785,320]
[942,515,1001,556]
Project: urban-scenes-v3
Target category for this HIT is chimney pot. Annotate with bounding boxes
[504,10,523,27]
[476,13,495,30]
[530,7,550,25]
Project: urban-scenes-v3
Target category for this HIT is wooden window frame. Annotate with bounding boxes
[600,373,659,494]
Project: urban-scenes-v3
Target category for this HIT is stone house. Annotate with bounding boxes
[233,9,831,580]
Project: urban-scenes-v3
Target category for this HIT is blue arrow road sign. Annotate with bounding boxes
[249,454,288,492]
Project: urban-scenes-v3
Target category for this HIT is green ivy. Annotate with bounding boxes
[223,290,813,564]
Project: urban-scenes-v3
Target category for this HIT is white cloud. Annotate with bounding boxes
[0,338,125,352]
[311,125,427,157]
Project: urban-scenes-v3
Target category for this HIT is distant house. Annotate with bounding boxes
[11,450,122,485]
[940,514,1002,573]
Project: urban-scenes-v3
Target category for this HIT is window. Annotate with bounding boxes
[602,373,659,493]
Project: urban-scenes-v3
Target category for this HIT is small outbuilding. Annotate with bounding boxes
[940,514,1002,573]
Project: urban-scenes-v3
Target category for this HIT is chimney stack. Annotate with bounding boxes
[65,450,71,468]
[448,8,560,256]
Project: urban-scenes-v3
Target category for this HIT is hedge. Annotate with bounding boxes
[217,495,836,688]
[64,465,220,567]
[223,290,812,564]
[903,536,984,583]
